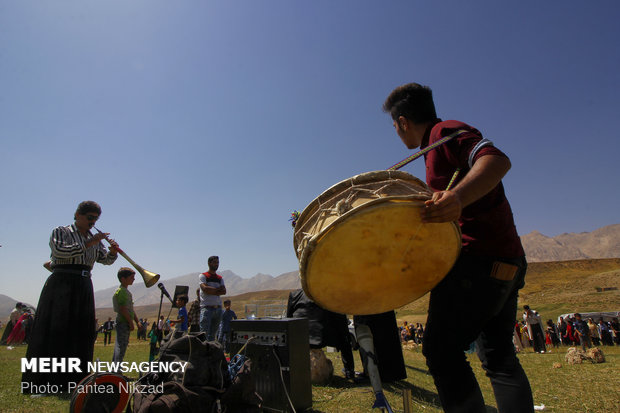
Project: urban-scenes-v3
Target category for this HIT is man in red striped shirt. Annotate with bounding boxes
[384,83,533,413]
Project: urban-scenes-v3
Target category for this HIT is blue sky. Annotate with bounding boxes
[1,1,619,306]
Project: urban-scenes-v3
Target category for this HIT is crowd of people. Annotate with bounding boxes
[0,302,34,346]
[513,306,620,353]
[399,321,424,344]
[83,260,239,363]
[101,254,239,364]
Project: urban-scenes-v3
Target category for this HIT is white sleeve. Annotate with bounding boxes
[468,138,494,168]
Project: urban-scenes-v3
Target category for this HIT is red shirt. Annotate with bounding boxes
[422,119,524,258]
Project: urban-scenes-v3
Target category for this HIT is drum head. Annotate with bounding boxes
[300,199,460,315]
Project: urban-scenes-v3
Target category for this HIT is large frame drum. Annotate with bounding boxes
[293,170,461,315]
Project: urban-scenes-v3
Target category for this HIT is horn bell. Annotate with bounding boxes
[140,269,161,288]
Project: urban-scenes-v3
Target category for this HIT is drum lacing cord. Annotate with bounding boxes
[334,180,415,217]
[296,177,429,254]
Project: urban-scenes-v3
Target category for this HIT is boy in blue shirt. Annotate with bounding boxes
[218,299,237,352]
[171,295,189,333]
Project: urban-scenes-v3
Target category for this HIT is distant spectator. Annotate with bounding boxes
[148,322,158,362]
[157,316,164,345]
[164,318,171,336]
[588,318,600,346]
[7,310,32,345]
[401,321,411,341]
[563,317,576,345]
[415,323,424,344]
[557,317,570,345]
[573,313,591,351]
[545,319,560,348]
[141,319,148,340]
[513,321,523,352]
[188,288,201,333]
[610,318,620,345]
[218,299,237,352]
[1,302,23,345]
[103,317,114,346]
[171,295,189,333]
[519,321,531,348]
[598,319,613,346]
[137,318,144,340]
[523,305,546,353]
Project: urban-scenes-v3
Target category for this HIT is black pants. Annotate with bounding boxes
[423,255,533,413]
[0,320,15,345]
[354,311,406,383]
[104,331,112,345]
[529,324,546,353]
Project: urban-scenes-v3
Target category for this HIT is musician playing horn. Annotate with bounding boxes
[22,200,119,394]
[383,83,533,413]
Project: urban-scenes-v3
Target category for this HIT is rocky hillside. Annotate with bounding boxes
[521,223,620,262]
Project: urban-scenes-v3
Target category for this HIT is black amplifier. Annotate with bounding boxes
[230,318,312,412]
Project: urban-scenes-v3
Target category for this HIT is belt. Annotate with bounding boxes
[203,305,221,309]
[53,265,92,278]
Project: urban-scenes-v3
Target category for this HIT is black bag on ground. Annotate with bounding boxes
[221,355,263,412]
[132,381,219,413]
[158,331,231,389]
[128,331,231,413]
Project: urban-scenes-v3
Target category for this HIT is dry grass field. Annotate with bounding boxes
[1,258,618,412]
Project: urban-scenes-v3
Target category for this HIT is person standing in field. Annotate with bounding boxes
[199,255,226,341]
[383,83,533,413]
[22,201,118,393]
[103,317,114,346]
[112,267,140,363]
[188,288,201,333]
[218,299,237,352]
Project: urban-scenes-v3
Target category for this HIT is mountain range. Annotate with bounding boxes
[92,270,302,308]
[520,223,620,262]
[2,223,619,311]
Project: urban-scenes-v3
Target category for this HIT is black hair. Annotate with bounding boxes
[117,267,136,282]
[383,83,437,123]
[75,201,102,216]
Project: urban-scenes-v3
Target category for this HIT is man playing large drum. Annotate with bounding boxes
[383,83,534,413]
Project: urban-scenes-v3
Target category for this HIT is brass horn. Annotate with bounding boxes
[95,227,160,288]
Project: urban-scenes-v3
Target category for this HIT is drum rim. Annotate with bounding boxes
[293,170,430,253]
[70,372,130,413]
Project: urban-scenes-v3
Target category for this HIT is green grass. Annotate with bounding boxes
[0,336,153,412]
[3,259,619,412]
[2,335,619,412]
